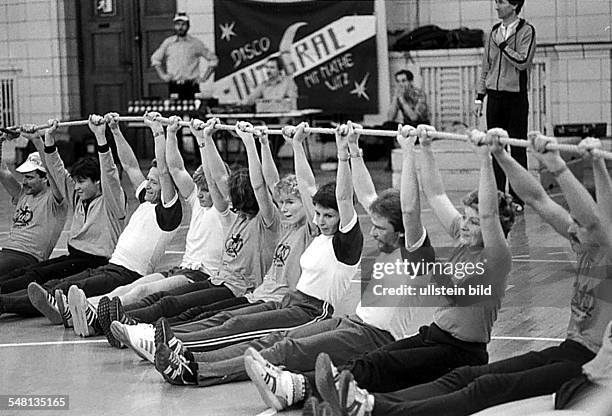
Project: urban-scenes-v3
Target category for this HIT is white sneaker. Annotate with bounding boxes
[245,355,303,411]
[111,321,155,363]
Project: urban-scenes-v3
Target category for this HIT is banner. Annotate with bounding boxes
[213,0,378,113]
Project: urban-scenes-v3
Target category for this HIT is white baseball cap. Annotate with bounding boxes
[16,151,46,173]
[173,12,190,23]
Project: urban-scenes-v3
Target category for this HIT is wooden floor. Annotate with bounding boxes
[0,162,579,415]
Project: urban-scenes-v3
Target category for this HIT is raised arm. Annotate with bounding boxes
[164,115,195,199]
[417,124,461,237]
[284,122,315,223]
[190,118,228,213]
[194,118,230,199]
[105,113,145,189]
[469,129,508,247]
[41,119,72,202]
[19,125,63,203]
[0,136,20,199]
[254,127,279,195]
[489,130,571,238]
[335,122,358,228]
[92,114,126,217]
[579,137,612,223]
[144,112,176,205]
[397,125,425,247]
[529,132,611,247]
[235,121,276,224]
[346,122,377,213]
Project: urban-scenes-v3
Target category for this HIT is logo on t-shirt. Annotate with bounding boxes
[571,279,595,328]
[273,243,291,267]
[13,205,34,227]
[225,233,244,258]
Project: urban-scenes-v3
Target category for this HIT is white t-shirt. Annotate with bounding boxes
[110,182,182,276]
[179,188,224,276]
[356,232,436,340]
[296,213,363,310]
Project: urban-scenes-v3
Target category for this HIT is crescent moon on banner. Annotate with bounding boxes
[279,22,306,76]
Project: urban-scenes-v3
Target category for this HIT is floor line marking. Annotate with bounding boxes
[491,336,563,342]
[0,336,564,348]
[0,340,108,348]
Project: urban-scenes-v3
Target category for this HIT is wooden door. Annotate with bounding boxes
[137,1,176,99]
[79,0,138,115]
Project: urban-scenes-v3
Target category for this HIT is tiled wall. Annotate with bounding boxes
[0,0,78,127]
[0,0,77,162]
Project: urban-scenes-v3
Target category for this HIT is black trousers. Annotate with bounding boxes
[124,280,235,323]
[169,80,199,99]
[0,263,139,317]
[344,324,488,393]
[486,90,529,206]
[0,248,108,294]
[372,340,594,416]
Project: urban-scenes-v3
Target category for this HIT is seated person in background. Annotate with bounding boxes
[387,69,430,126]
[244,56,298,106]
[0,115,127,313]
[0,132,68,278]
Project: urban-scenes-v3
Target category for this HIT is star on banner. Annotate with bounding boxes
[219,22,236,42]
[350,73,370,101]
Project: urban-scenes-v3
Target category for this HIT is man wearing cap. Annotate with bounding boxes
[0,133,68,277]
[151,12,219,99]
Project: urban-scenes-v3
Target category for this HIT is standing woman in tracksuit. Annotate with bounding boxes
[474,0,536,213]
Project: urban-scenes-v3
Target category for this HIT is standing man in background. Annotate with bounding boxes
[151,12,219,99]
[474,0,536,213]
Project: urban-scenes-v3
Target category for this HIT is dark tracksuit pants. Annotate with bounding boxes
[0,246,108,294]
[372,339,594,416]
[343,324,488,394]
[124,280,236,323]
[486,89,529,206]
[0,249,38,280]
[0,263,139,317]
[167,297,252,325]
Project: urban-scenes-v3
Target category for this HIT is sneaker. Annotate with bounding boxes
[55,289,73,328]
[109,296,136,325]
[28,282,62,325]
[245,347,283,372]
[68,285,100,337]
[245,355,304,411]
[155,317,184,355]
[315,353,340,410]
[111,321,156,363]
[154,342,197,385]
[98,296,123,348]
[303,397,336,416]
[336,370,374,416]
